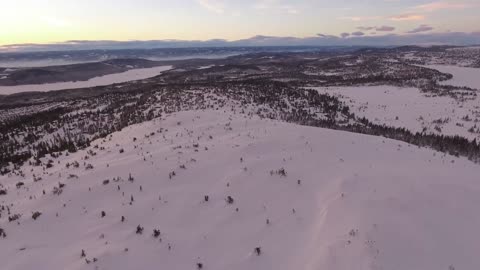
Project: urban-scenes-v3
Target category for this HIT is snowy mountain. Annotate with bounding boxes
[1,109,479,270]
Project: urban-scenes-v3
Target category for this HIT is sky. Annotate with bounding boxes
[0,0,479,48]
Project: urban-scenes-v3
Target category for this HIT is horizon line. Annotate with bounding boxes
[1,32,480,53]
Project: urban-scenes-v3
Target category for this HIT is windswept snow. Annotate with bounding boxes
[0,66,172,95]
[1,110,479,270]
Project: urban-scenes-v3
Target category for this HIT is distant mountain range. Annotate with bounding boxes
[1,32,479,53]
[0,46,361,68]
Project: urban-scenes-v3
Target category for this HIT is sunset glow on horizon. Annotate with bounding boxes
[1,0,479,46]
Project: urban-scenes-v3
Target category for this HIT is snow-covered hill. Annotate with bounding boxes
[1,109,479,270]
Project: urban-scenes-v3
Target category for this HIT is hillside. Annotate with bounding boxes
[316,85,480,140]
[1,109,479,270]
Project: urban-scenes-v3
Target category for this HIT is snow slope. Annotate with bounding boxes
[316,86,480,140]
[1,110,479,270]
[0,66,172,95]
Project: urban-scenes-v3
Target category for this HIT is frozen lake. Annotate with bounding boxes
[427,65,480,89]
[0,66,171,95]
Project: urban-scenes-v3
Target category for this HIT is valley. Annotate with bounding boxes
[1,45,480,270]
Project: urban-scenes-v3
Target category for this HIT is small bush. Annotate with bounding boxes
[53,186,63,195]
[32,211,42,220]
[8,214,21,222]
[270,168,287,177]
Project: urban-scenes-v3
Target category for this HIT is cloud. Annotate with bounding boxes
[317,33,338,38]
[342,13,425,22]
[407,24,434,33]
[415,1,468,12]
[390,14,425,21]
[340,33,350,38]
[196,0,225,14]
[351,31,365,36]
[357,26,374,31]
[376,25,395,32]
[339,16,380,21]
[254,0,300,14]
[358,26,396,32]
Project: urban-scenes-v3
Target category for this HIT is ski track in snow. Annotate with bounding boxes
[1,110,479,270]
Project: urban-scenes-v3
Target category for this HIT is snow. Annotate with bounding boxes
[147,53,239,61]
[1,109,479,270]
[447,46,480,52]
[197,65,215,70]
[315,86,480,140]
[304,71,341,76]
[426,65,480,89]
[0,66,172,95]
